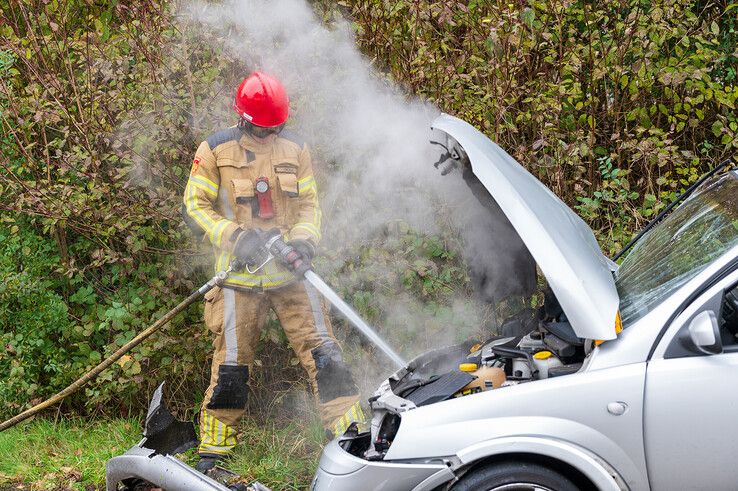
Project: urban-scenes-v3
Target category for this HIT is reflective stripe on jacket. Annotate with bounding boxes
[183,126,322,289]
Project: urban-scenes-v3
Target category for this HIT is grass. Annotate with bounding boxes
[221,418,325,490]
[0,417,140,490]
[0,415,325,490]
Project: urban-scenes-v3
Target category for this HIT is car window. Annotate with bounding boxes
[719,284,738,348]
[616,172,738,328]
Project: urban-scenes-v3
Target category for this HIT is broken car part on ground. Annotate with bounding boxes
[106,383,270,491]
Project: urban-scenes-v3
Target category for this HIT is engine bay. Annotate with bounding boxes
[339,293,592,461]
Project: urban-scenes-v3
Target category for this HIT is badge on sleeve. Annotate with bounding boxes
[191,157,201,175]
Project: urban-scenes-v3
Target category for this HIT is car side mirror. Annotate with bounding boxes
[686,311,723,355]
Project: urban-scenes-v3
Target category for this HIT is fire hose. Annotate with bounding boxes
[0,231,405,432]
[257,231,406,368]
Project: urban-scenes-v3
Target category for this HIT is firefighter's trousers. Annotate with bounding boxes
[198,280,362,456]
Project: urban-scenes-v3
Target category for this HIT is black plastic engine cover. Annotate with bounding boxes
[548,363,582,378]
[403,371,475,406]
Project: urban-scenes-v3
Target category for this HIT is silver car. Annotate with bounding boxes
[312,114,738,491]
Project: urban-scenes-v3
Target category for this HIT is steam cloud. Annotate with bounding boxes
[178,0,517,387]
[184,0,444,239]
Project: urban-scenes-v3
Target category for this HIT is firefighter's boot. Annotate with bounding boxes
[195,455,221,473]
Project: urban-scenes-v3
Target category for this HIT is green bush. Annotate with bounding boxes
[0,1,217,417]
[0,218,212,418]
[0,223,72,410]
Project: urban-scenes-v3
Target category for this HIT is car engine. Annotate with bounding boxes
[339,292,591,461]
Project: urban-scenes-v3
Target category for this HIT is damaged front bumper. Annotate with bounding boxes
[312,348,467,491]
[106,445,232,491]
[106,383,268,491]
[311,438,454,491]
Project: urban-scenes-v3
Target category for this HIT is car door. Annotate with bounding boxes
[643,269,738,490]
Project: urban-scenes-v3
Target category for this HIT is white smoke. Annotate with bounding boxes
[177,0,522,383]
[181,0,448,241]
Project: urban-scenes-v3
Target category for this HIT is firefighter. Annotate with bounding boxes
[184,72,363,472]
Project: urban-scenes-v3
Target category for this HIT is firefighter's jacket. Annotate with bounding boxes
[184,127,321,289]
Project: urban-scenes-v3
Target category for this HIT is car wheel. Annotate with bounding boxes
[452,461,580,491]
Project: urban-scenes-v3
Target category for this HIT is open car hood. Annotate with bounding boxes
[432,114,619,340]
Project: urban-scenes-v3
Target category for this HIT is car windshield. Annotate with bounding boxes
[616,171,738,327]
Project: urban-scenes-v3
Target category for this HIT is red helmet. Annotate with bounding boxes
[232,72,289,128]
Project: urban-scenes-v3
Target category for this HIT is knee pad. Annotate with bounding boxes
[207,364,249,409]
[311,342,358,403]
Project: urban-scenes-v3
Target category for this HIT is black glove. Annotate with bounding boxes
[231,229,262,268]
[287,239,315,261]
[232,228,284,270]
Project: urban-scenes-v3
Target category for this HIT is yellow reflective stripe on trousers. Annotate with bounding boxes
[332,402,365,436]
[304,281,330,341]
[222,288,238,364]
[352,402,364,421]
[199,409,238,454]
